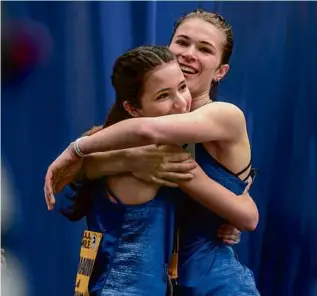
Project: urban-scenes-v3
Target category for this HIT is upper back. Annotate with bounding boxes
[87,179,180,295]
[106,174,161,205]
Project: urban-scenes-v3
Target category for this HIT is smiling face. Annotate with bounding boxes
[125,60,192,118]
[169,14,232,98]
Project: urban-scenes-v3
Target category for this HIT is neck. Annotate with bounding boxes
[190,90,212,111]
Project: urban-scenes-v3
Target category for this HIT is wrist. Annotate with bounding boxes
[68,142,82,160]
[72,136,89,158]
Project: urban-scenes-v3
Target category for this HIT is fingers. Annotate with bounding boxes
[218,224,241,244]
[244,176,253,193]
[218,234,238,241]
[218,224,240,235]
[161,160,197,173]
[150,176,178,188]
[165,152,192,163]
[44,169,56,211]
[45,188,55,210]
[158,172,194,181]
[222,239,237,245]
[218,230,240,243]
[246,175,253,186]
[218,223,241,245]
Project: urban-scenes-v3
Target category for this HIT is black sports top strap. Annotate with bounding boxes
[236,159,252,177]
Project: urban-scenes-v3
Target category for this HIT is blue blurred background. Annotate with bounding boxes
[1,1,317,296]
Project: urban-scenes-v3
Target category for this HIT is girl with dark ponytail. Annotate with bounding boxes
[59,45,199,295]
[48,10,259,296]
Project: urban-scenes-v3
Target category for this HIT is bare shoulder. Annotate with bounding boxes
[205,101,245,123]
[207,101,244,116]
[203,102,247,140]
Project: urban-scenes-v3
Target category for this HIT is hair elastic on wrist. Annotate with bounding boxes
[73,136,88,158]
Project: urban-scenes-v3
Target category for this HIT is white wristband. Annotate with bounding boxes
[73,136,88,158]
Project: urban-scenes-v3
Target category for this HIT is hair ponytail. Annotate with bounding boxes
[61,101,133,221]
[104,100,132,128]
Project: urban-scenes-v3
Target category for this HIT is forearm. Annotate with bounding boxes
[79,118,156,155]
[77,104,245,156]
[179,166,259,231]
[83,149,134,179]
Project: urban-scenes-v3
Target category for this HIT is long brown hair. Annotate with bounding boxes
[62,46,176,221]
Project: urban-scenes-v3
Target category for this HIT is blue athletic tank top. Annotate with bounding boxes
[176,143,259,295]
[58,179,181,296]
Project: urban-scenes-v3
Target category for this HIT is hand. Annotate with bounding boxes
[44,144,83,210]
[244,175,253,193]
[131,145,197,187]
[218,224,241,245]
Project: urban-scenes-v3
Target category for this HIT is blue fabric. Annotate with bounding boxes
[58,180,179,296]
[175,246,258,296]
[176,143,259,295]
[1,2,316,296]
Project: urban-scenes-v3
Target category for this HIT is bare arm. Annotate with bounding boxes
[78,102,245,155]
[83,149,131,179]
[83,145,196,183]
[179,165,259,232]
[45,143,196,210]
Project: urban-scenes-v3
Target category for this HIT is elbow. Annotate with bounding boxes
[239,210,259,232]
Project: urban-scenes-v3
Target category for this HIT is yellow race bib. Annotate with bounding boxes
[168,229,179,280]
[74,230,103,296]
